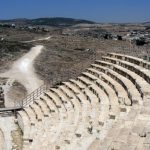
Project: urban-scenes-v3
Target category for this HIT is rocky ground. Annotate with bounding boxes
[34,34,150,85]
[0,25,150,107]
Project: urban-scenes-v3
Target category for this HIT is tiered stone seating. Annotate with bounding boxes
[70,79,111,128]
[73,77,110,123]
[91,63,142,106]
[107,53,150,89]
[101,57,150,97]
[17,53,150,150]
[59,82,96,149]
[107,53,150,70]
[86,68,130,107]
[81,72,119,117]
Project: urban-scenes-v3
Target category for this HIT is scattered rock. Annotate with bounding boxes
[75,133,82,138]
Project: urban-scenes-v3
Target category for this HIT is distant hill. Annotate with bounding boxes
[142,22,150,26]
[0,17,95,27]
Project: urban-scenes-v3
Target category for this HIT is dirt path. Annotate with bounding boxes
[0,45,44,93]
[0,45,44,107]
[22,36,51,43]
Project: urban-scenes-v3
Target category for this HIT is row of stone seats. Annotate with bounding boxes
[89,97,150,150]
[17,82,97,150]
[95,60,145,100]
[81,72,119,117]
[58,79,107,149]
[107,53,150,70]
[17,74,119,150]
[86,68,130,106]
[107,53,150,84]
[88,53,150,150]
[19,88,74,148]
[101,56,150,97]
[57,71,128,149]
[52,77,106,149]
[91,63,142,106]
[63,51,146,149]
[18,89,75,149]
[57,82,94,149]
[17,53,150,150]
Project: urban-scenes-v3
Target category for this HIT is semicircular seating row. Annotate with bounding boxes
[17,53,150,150]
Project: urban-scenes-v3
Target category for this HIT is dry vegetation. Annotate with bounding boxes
[0,41,32,72]
[0,24,150,86]
[34,35,135,85]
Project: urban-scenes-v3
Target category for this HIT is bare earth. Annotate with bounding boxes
[0,45,44,107]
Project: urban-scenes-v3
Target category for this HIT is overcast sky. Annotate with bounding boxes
[0,0,150,23]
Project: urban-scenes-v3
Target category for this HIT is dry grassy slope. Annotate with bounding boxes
[0,26,149,87]
[0,41,32,73]
[0,27,48,41]
[34,35,131,85]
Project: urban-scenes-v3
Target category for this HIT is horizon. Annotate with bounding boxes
[0,17,149,24]
[0,0,150,23]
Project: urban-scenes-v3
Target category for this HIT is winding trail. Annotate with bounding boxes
[0,35,51,94]
[22,36,51,43]
[0,45,44,93]
[0,45,44,107]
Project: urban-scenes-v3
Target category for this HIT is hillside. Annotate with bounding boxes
[0,17,95,27]
[142,22,150,26]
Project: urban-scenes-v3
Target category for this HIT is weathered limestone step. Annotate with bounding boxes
[34,99,49,117]
[62,80,103,132]
[30,103,43,121]
[80,74,120,118]
[102,56,150,96]
[107,53,150,70]
[70,79,86,89]
[17,111,31,141]
[59,85,83,112]
[73,76,110,125]
[40,95,58,114]
[69,79,90,102]
[87,68,131,106]
[45,90,63,109]
[107,54,150,84]
[82,71,119,106]
[24,107,37,125]
[91,63,142,105]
